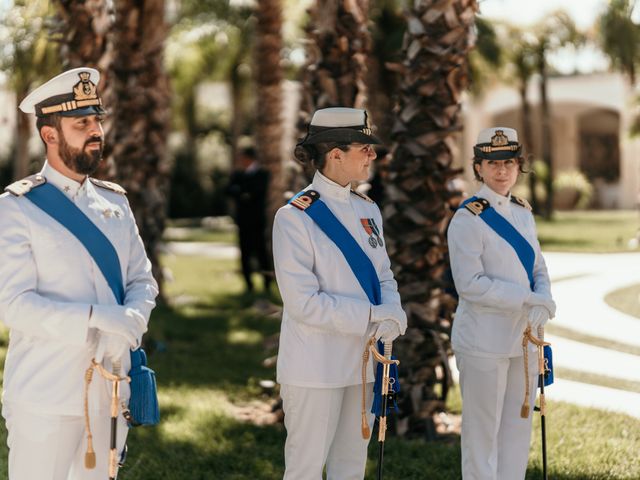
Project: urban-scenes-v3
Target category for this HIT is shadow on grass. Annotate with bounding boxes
[117,290,287,479]
[145,291,281,393]
[122,415,286,480]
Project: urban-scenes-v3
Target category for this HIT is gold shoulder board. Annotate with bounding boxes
[463,197,490,216]
[90,178,127,195]
[5,174,46,196]
[510,195,532,211]
[290,190,320,211]
[350,190,374,203]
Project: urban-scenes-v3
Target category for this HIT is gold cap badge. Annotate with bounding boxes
[73,72,98,101]
[491,130,509,147]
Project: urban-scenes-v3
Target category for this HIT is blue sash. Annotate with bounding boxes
[289,190,400,414]
[24,181,160,425]
[461,196,535,289]
[460,196,553,386]
[26,183,125,301]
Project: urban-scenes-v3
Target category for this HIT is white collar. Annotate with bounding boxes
[41,160,87,200]
[312,170,352,202]
[477,183,511,207]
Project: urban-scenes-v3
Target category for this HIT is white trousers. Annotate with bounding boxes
[455,352,538,480]
[3,403,128,480]
[281,383,375,480]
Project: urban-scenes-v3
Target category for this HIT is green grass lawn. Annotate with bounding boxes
[0,254,638,478]
[163,227,237,244]
[536,210,640,252]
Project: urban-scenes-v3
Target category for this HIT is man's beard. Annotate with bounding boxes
[59,133,103,176]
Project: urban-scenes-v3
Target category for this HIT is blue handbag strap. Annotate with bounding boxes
[460,196,535,290]
[24,182,125,305]
[290,190,382,305]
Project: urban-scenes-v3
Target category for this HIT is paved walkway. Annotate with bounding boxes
[542,252,640,418]
[546,379,640,419]
[546,334,640,382]
[165,241,640,418]
[545,252,640,347]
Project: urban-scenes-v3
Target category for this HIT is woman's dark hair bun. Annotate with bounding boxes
[294,144,314,165]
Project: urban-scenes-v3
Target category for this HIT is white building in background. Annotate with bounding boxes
[460,72,640,209]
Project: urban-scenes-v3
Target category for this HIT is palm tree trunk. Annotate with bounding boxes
[254,0,284,221]
[296,0,372,180]
[53,0,112,69]
[230,62,244,170]
[106,0,171,300]
[385,0,478,438]
[519,82,538,214]
[301,0,371,111]
[14,88,31,180]
[538,52,554,219]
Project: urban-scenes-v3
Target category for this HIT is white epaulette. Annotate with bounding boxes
[90,178,127,195]
[4,174,46,196]
[510,195,532,211]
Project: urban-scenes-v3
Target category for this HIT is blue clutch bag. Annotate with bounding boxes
[541,345,554,387]
[126,348,160,427]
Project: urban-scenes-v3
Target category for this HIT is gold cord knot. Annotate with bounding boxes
[521,326,551,418]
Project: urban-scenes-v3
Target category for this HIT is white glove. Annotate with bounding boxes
[374,319,401,343]
[95,332,130,363]
[525,293,556,317]
[89,305,147,347]
[528,305,550,329]
[370,304,407,334]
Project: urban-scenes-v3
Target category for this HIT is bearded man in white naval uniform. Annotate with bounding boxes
[0,68,158,479]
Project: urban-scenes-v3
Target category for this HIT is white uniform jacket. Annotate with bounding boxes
[448,184,554,358]
[0,162,158,416]
[273,171,402,388]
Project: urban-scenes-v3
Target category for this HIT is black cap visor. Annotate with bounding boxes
[58,106,106,117]
[301,127,381,146]
[474,143,522,160]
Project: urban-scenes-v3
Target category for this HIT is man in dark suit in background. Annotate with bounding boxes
[226,146,271,293]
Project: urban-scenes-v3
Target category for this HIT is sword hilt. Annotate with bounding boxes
[384,341,392,359]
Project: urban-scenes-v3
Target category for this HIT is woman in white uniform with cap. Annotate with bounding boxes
[448,127,555,479]
[272,107,407,479]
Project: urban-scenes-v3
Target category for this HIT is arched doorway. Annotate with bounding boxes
[578,109,621,208]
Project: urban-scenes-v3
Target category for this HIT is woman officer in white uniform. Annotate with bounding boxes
[272,107,407,479]
[447,127,556,479]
